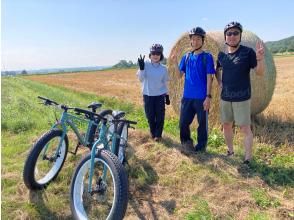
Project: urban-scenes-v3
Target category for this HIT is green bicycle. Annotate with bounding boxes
[69,107,136,219]
[23,96,116,190]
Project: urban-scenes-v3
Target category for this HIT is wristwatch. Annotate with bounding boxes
[206,94,212,98]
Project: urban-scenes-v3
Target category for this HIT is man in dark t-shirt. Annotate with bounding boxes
[215,21,265,164]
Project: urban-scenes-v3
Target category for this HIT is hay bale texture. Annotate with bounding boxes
[167,30,276,126]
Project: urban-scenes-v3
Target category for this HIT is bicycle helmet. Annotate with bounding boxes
[150,44,163,53]
[189,27,206,38]
[224,21,243,34]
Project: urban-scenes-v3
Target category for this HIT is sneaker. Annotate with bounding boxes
[195,147,206,153]
[154,137,161,142]
[181,140,194,152]
[243,160,250,165]
[227,151,234,156]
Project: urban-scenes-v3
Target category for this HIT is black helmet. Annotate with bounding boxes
[224,21,243,34]
[189,27,206,38]
[150,44,163,53]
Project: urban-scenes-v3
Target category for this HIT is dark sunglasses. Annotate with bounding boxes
[226,31,240,36]
[151,52,161,56]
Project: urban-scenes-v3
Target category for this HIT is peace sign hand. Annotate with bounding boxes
[138,54,145,70]
[256,40,265,61]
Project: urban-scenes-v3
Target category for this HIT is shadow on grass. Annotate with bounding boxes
[126,141,176,219]
[161,134,294,187]
[29,190,72,220]
[240,161,294,187]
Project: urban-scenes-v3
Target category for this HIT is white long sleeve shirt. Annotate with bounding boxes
[136,61,169,96]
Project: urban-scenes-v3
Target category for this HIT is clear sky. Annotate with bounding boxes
[1,0,294,71]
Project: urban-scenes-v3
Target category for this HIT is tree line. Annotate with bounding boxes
[265,36,294,54]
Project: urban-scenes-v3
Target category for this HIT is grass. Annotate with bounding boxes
[251,188,280,209]
[1,76,294,219]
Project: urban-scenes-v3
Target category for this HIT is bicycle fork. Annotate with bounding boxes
[42,122,67,161]
[88,123,108,194]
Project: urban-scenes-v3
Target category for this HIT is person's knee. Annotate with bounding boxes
[223,122,233,131]
[240,125,252,135]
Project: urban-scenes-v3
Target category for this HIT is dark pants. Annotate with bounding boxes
[143,95,165,138]
[179,98,208,150]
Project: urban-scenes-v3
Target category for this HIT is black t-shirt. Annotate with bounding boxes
[217,45,257,102]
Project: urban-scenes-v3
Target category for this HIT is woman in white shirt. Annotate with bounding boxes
[137,44,170,141]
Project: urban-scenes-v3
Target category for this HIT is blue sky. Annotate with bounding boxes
[1,0,294,71]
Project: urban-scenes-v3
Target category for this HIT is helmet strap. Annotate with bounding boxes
[190,42,203,52]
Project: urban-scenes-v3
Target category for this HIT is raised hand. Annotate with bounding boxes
[138,54,145,70]
[256,41,265,61]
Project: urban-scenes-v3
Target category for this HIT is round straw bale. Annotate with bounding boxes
[167,30,276,126]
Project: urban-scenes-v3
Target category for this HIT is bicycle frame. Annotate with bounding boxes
[42,110,97,161]
[87,120,123,193]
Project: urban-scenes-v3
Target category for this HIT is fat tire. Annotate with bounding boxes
[23,129,68,190]
[70,149,128,220]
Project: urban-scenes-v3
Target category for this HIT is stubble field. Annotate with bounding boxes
[2,56,293,219]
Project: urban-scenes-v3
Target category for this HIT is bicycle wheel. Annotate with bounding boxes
[115,122,129,164]
[23,129,68,190]
[70,149,128,220]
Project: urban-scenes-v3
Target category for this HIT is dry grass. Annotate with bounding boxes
[263,56,294,120]
[124,130,293,219]
[6,58,294,219]
[253,56,294,146]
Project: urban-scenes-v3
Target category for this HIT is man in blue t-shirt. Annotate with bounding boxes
[172,27,215,152]
[215,22,265,164]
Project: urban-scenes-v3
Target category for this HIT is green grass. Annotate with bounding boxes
[251,188,280,209]
[183,196,212,220]
[2,76,294,219]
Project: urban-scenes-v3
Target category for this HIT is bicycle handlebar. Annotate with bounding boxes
[38,96,74,111]
[38,96,137,125]
[74,107,107,121]
[38,96,59,105]
[113,119,137,125]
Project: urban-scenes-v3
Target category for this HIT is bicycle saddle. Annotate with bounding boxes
[112,110,125,119]
[87,102,102,112]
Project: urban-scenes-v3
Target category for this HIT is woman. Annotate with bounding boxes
[137,44,170,141]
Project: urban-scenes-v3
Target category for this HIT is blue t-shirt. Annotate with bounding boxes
[179,52,215,99]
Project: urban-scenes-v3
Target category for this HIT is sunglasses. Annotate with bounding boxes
[151,52,161,56]
[226,31,240,36]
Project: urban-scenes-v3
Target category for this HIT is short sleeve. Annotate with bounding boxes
[179,55,187,73]
[249,48,257,69]
[216,52,222,69]
[206,53,216,74]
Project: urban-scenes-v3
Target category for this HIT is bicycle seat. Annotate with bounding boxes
[112,110,125,119]
[87,102,102,112]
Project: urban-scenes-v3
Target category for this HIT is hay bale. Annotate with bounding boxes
[167,30,276,126]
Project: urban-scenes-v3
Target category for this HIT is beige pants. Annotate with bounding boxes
[221,99,251,126]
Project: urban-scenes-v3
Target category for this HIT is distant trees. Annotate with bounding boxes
[112,60,137,69]
[266,36,294,54]
[112,57,167,69]
[21,70,28,74]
